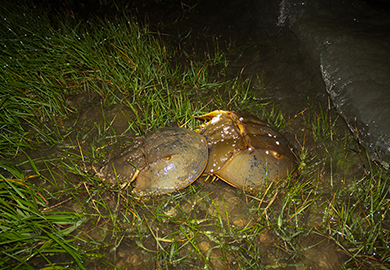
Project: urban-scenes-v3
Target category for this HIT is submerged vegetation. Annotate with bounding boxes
[1,2,389,269]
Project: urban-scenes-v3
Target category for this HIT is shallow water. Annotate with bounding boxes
[6,1,388,269]
[14,82,366,269]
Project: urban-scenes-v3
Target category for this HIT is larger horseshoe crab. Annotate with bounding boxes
[97,127,208,197]
[197,110,297,192]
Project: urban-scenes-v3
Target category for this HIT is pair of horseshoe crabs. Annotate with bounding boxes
[97,110,297,197]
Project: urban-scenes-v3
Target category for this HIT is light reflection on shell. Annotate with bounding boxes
[197,110,297,192]
[97,127,208,197]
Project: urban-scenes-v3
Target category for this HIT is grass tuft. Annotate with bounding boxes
[0,163,89,269]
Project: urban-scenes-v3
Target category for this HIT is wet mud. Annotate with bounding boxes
[16,86,363,269]
[8,1,386,269]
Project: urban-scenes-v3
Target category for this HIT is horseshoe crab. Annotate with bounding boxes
[197,110,297,192]
[97,127,208,197]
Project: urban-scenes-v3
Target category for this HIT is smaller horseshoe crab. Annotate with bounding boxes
[197,110,297,192]
[97,127,208,197]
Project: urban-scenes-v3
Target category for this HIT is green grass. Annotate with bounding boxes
[0,163,90,269]
[0,2,223,159]
[323,163,390,268]
[0,2,389,269]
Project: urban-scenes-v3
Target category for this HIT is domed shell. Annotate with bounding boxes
[97,127,208,197]
[197,110,296,192]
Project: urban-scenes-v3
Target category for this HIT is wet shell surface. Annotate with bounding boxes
[97,127,208,197]
[197,110,297,192]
